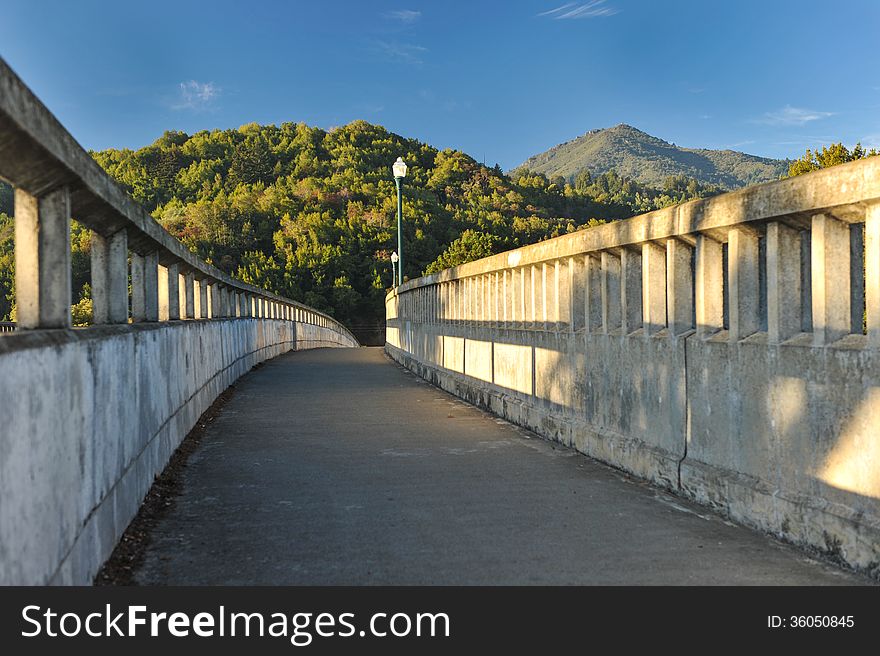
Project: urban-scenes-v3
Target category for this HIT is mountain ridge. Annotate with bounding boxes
[516,124,789,190]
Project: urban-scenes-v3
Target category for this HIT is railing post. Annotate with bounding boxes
[695,234,723,337]
[540,263,549,330]
[568,256,585,332]
[601,251,621,334]
[131,254,145,322]
[494,272,501,327]
[554,259,568,331]
[14,186,71,329]
[198,280,209,319]
[131,251,158,322]
[210,284,220,319]
[766,222,802,343]
[529,265,538,329]
[169,264,181,320]
[868,201,880,348]
[811,213,851,345]
[499,271,507,326]
[158,263,180,321]
[144,252,159,322]
[507,269,525,328]
[585,254,602,333]
[620,246,642,334]
[91,228,128,324]
[642,242,666,335]
[184,272,195,319]
[516,267,528,330]
[666,239,693,336]
[214,285,223,318]
[728,227,760,341]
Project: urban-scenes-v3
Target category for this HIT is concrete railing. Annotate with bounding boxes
[0,58,358,584]
[387,157,880,575]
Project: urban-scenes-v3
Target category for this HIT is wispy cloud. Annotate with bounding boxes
[418,89,470,112]
[172,80,220,111]
[538,1,619,19]
[356,102,385,114]
[385,9,421,23]
[771,135,836,148]
[756,105,833,127]
[374,41,427,65]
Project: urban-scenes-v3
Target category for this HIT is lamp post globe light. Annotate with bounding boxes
[390,251,399,288]
[392,157,407,287]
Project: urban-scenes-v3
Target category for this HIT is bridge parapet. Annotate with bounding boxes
[387,157,880,575]
[0,59,357,584]
[0,58,356,342]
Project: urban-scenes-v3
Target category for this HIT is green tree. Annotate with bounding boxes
[425,230,500,273]
[786,142,878,178]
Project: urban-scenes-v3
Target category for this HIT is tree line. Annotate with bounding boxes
[11,121,850,338]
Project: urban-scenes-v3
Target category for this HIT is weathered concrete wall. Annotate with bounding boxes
[386,156,880,575]
[0,319,355,585]
[387,327,687,488]
[386,323,880,573]
[682,334,880,571]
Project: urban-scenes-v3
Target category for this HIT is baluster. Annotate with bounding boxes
[811,213,850,345]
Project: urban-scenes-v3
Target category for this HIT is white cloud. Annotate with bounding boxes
[757,105,833,126]
[357,103,385,114]
[538,1,619,19]
[374,41,427,65]
[385,9,421,23]
[861,134,880,149]
[173,80,220,111]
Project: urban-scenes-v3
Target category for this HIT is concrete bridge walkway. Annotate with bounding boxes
[132,347,863,585]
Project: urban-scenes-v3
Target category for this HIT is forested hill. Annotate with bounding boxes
[0,120,722,342]
[517,124,789,190]
[90,121,615,340]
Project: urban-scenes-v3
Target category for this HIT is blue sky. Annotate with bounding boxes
[1,0,878,169]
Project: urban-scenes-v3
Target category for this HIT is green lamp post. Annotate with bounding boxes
[392,157,407,286]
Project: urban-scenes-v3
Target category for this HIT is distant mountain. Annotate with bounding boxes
[517,124,789,190]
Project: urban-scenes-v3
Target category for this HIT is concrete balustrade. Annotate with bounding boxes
[387,156,880,575]
[14,187,71,329]
[90,229,128,325]
[0,58,358,584]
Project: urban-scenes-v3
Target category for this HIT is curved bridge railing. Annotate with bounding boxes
[0,58,357,584]
[387,156,880,575]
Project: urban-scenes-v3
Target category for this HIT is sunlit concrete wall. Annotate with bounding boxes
[387,157,880,575]
[0,319,355,585]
